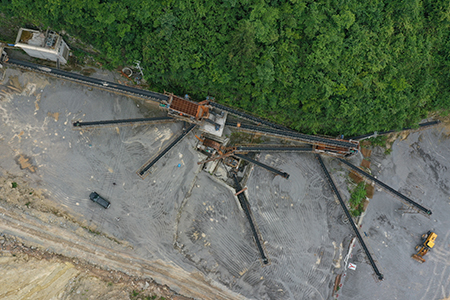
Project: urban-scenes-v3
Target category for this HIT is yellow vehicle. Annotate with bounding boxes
[412,231,437,263]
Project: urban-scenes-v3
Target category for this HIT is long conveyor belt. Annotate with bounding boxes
[235,145,313,153]
[137,124,196,178]
[7,58,293,133]
[231,173,269,265]
[6,58,296,133]
[234,153,290,179]
[7,58,362,154]
[6,59,305,134]
[350,121,441,141]
[316,154,384,281]
[72,117,175,128]
[337,158,432,215]
[6,58,168,102]
[227,121,357,149]
[209,102,292,131]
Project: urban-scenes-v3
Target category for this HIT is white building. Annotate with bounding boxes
[0,45,6,68]
[15,28,70,64]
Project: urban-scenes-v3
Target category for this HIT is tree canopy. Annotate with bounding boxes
[2,0,449,136]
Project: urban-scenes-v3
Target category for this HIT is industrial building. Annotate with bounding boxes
[14,28,70,64]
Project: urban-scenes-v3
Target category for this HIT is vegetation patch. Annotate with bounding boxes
[367,136,388,148]
[1,1,449,136]
[229,131,263,146]
[364,135,394,155]
[130,290,160,300]
[348,182,367,217]
[0,13,22,42]
[82,226,101,236]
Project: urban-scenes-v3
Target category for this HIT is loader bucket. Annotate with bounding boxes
[412,254,426,263]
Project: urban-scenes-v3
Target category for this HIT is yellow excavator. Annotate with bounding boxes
[412,231,437,263]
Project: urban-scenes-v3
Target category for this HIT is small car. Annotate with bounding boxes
[89,192,110,209]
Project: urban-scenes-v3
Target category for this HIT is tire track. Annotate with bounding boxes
[0,203,244,300]
[244,153,335,300]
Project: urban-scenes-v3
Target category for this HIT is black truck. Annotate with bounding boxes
[89,192,111,209]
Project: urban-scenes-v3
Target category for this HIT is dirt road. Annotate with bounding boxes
[0,174,239,299]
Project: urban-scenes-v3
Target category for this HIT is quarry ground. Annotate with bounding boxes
[338,127,450,300]
[0,64,449,300]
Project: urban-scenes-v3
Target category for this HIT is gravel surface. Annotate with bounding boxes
[338,129,450,300]
[1,66,449,300]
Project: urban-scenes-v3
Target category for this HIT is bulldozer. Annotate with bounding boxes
[412,231,437,263]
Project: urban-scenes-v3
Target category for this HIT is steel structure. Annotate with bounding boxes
[72,117,175,129]
[350,121,441,141]
[209,101,292,131]
[226,121,359,157]
[338,158,432,215]
[137,124,196,178]
[232,172,269,265]
[234,145,313,153]
[6,58,168,102]
[233,153,290,179]
[316,154,384,281]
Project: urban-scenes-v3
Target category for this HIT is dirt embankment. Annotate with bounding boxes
[0,234,181,300]
[0,174,189,300]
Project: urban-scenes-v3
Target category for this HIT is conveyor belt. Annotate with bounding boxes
[6,58,168,102]
[231,173,269,265]
[316,154,384,281]
[7,58,358,152]
[337,158,432,215]
[235,145,313,153]
[350,121,441,140]
[8,58,285,131]
[137,124,196,178]
[234,153,290,179]
[7,58,361,153]
[227,121,358,149]
[72,117,175,129]
[209,102,292,131]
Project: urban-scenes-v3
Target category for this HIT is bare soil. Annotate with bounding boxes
[0,174,182,300]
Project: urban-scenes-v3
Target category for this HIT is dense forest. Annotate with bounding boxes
[1,0,449,135]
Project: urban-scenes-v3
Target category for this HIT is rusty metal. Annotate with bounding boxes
[227,121,360,157]
[314,143,356,157]
[203,138,222,152]
[165,93,209,120]
[197,151,234,165]
[224,156,239,168]
[234,187,247,196]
